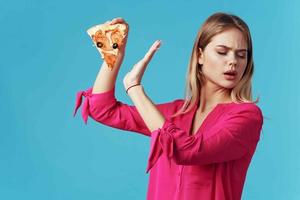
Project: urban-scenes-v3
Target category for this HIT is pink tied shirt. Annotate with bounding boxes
[73,86,264,200]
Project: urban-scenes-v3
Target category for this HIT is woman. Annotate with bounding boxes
[74,12,264,200]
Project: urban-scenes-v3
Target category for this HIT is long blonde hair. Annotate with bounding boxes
[171,12,260,118]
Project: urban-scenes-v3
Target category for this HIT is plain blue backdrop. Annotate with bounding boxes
[1,0,299,199]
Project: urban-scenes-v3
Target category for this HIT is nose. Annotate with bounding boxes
[228,52,238,66]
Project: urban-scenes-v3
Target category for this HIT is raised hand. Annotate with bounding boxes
[123,40,162,93]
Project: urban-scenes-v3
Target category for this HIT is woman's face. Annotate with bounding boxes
[198,28,248,89]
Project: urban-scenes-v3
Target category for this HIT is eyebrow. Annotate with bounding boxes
[216,45,248,52]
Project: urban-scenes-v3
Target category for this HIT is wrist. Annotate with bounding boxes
[114,52,125,66]
[126,84,143,95]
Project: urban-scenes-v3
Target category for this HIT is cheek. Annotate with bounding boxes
[202,57,225,81]
[204,53,225,69]
[238,61,247,74]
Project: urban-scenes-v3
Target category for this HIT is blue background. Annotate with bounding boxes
[1,0,299,199]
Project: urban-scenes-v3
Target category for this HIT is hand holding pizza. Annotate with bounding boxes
[87,17,129,70]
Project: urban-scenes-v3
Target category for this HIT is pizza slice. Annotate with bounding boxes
[87,22,128,70]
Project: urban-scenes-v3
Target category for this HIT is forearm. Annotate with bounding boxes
[127,85,165,132]
[92,53,124,94]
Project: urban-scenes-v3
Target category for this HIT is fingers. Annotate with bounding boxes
[103,18,123,25]
[129,40,162,78]
[110,17,128,26]
[143,40,162,62]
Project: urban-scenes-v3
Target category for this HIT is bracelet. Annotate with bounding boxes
[126,83,142,94]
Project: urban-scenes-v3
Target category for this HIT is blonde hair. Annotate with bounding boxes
[171,12,260,118]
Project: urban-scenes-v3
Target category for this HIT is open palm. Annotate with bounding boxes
[123,40,162,91]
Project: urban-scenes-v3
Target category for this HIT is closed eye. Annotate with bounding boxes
[217,51,246,59]
[237,53,246,59]
[217,51,227,55]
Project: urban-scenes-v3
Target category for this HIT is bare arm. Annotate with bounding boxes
[127,85,165,132]
[92,55,123,93]
[91,18,128,94]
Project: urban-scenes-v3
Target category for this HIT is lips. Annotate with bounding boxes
[224,70,237,80]
[224,70,237,76]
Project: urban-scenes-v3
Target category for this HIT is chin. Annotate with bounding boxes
[219,81,237,89]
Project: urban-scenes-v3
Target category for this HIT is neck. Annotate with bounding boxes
[198,81,232,112]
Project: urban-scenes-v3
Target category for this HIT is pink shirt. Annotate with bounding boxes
[73,86,264,200]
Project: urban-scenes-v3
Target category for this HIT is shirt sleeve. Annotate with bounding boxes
[146,104,263,172]
[73,86,183,137]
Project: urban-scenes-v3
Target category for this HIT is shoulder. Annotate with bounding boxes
[227,102,264,124]
[234,102,262,113]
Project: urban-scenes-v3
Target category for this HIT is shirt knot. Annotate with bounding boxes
[73,88,93,124]
[146,121,176,174]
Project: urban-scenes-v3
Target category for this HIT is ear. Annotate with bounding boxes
[198,47,204,65]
